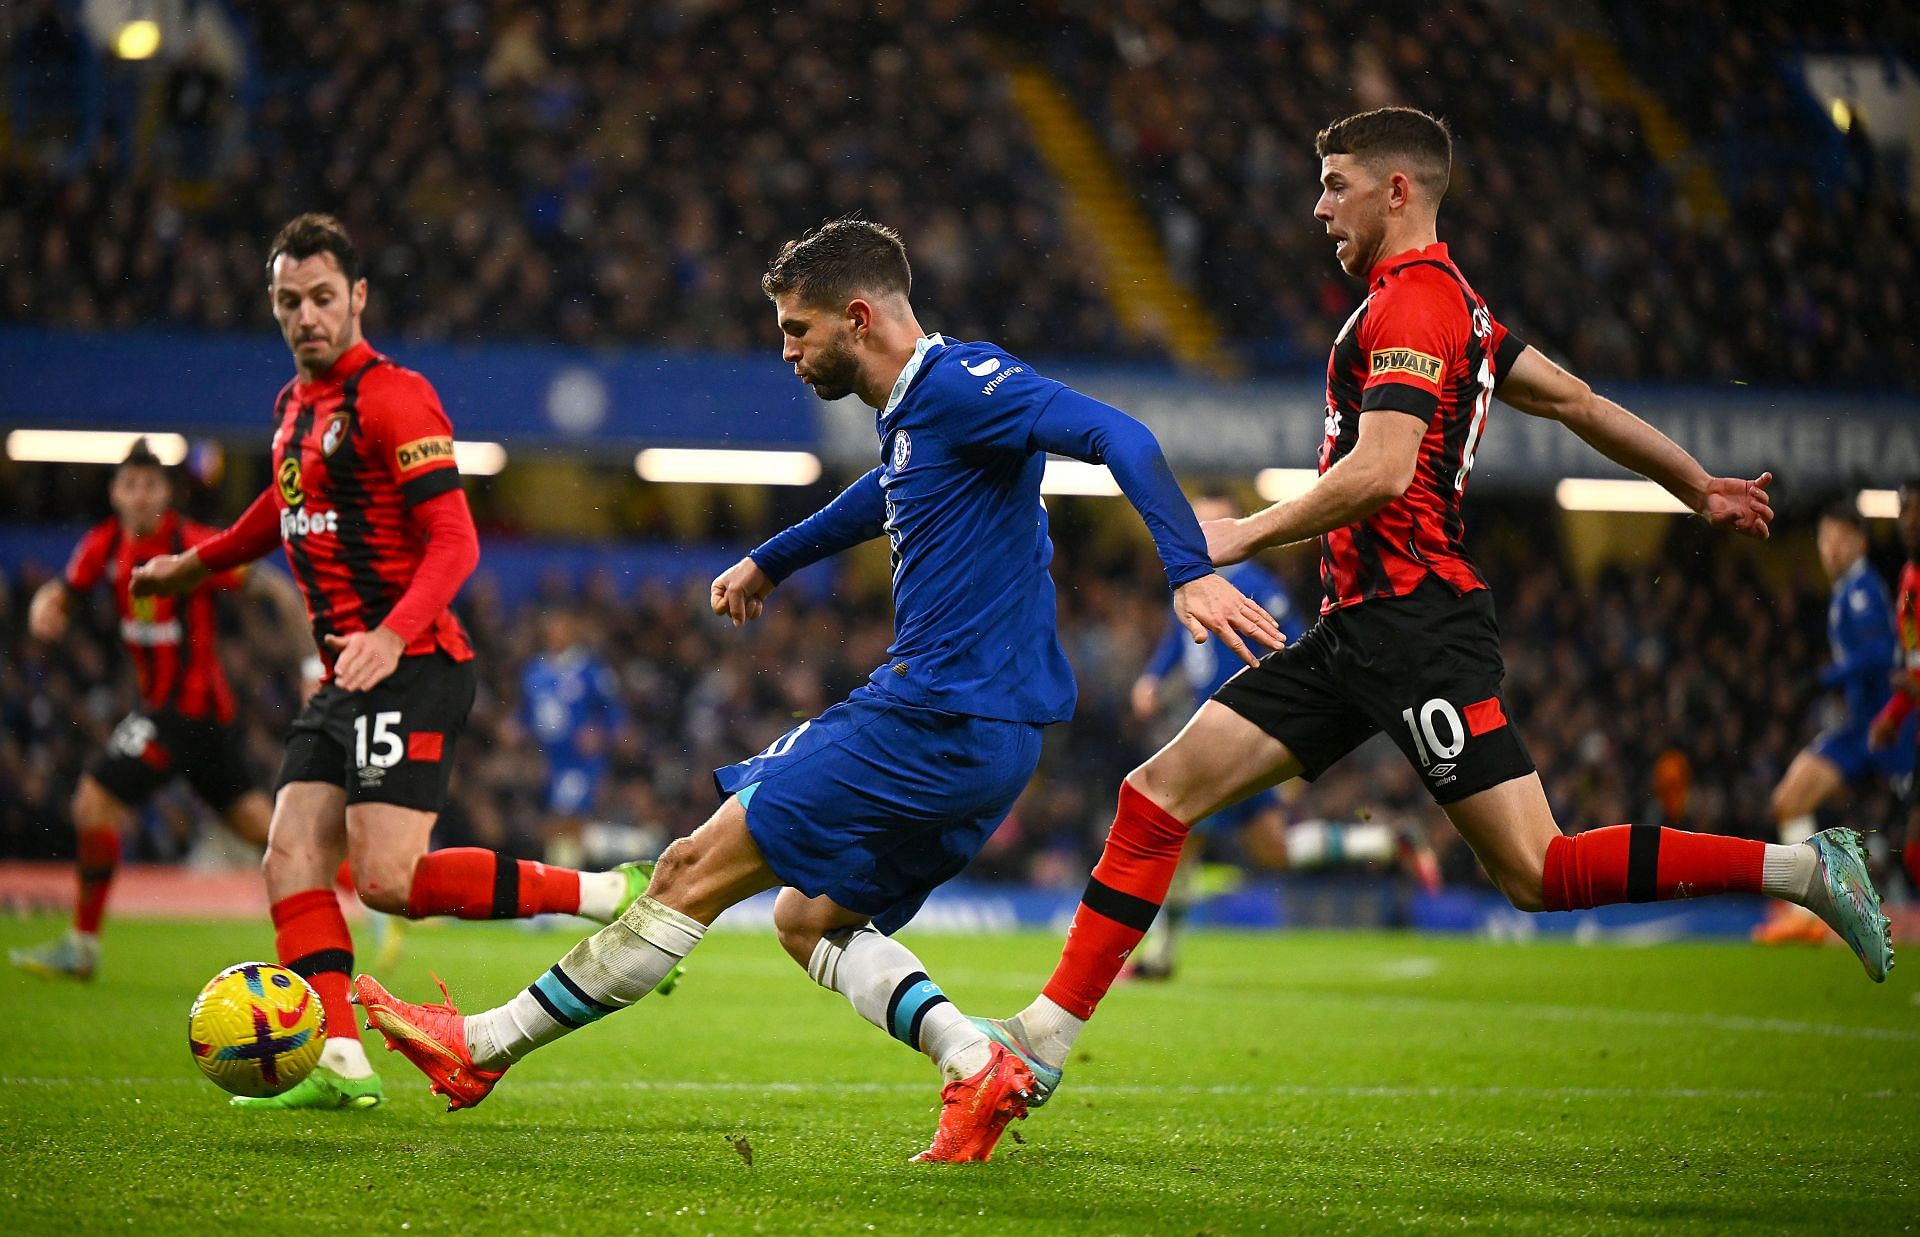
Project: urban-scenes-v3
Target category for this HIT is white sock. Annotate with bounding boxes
[806,926,990,1081]
[465,896,703,1069]
[1008,995,1085,1072]
[319,1035,373,1079]
[1778,814,1816,846]
[1762,842,1817,902]
[576,869,628,922]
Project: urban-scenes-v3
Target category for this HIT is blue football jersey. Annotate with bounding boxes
[1144,560,1306,706]
[521,648,625,766]
[1821,558,1898,726]
[751,334,1212,725]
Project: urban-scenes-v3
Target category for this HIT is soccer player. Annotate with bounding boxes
[1128,498,1439,981]
[11,440,306,982]
[1867,479,1920,894]
[1754,499,1913,942]
[132,214,649,1109]
[522,610,626,850]
[352,219,1282,1161]
[951,108,1892,1153]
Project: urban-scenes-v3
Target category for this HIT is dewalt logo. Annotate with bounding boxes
[395,435,455,473]
[1369,348,1443,384]
[278,457,305,506]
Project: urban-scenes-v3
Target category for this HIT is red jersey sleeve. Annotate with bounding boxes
[363,367,464,509]
[182,520,247,591]
[65,520,121,591]
[1356,272,1464,421]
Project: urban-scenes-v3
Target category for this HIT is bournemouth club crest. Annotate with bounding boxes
[320,412,350,457]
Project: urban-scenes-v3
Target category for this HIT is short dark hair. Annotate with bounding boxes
[761,219,911,308]
[119,437,166,473]
[1819,497,1866,531]
[1315,107,1452,201]
[267,213,360,285]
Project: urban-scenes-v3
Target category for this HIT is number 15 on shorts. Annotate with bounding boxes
[355,711,405,770]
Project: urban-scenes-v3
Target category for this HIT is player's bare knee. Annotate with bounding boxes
[772,890,844,967]
[347,847,417,915]
[1496,864,1546,913]
[647,837,698,900]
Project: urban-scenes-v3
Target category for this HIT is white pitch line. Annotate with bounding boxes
[3,1076,1912,1104]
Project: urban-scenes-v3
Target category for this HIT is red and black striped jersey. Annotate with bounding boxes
[270,339,474,663]
[1318,242,1527,615]
[1879,560,1920,733]
[66,511,241,723]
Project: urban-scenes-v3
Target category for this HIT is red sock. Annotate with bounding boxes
[74,827,121,936]
[1903,839,1920,895]
[404,849,582,920]
[271,888,354,1040]
[1542,824,1765,911]
[1042,782,1191,1020]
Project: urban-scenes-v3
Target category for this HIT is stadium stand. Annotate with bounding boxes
[3,0,1912,384]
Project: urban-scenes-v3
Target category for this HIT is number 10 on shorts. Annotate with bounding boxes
[1402,698,1466,767]
[354,711,405,769]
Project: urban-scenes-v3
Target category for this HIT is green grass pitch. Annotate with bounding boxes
[2,916,1914,1233]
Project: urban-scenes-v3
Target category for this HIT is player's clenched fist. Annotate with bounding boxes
[1173,573,1287,669]
[130,550,211,597]
[711,557,775,627]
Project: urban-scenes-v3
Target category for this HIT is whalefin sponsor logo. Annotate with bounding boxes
[963,356,1001,377]
[980,365,1023,396]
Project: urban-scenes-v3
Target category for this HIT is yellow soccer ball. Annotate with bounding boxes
[187,963,326,1097]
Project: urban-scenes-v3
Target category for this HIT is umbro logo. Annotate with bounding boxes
[1428,763,1457,778]
[963,356,1001,377]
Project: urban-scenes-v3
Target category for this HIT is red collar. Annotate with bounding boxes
[1369,241,1451,287]
[295,338,378,395]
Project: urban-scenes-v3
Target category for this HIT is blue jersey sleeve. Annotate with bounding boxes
[748,468,887,584]
[1027,388,1213,589]
[592,662,627,732]
[1821,577,1897,689]
[1142,620,1186,680]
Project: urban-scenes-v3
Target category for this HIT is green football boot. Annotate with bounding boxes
[1803,828,1894,983]
[608,860,686,997]
[230,1064,385,1110]
[968,1016,1063,1108]
[10,932,98,982]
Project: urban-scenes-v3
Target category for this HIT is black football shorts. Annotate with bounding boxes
[277,651,476,811]
[1212,577,1535,805]
[88,709,256,814]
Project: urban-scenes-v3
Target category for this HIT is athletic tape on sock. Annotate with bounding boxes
[553,895,704,1008]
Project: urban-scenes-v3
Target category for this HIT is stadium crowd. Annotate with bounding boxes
[3,0,1913,388]
[1037,0,1918,388]
[2,0,1116,356]
[6,505,1905,896]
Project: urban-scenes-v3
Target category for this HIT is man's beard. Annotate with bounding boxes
[804,336,860,402]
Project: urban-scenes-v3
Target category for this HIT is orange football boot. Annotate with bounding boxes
[354,973,505,1111]
[912,1042,1035,1164]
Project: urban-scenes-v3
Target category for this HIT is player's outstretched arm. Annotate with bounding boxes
[1026,389,1283,663]
[1497,346,1774,540]
[724,469,887,626]
[26,579,71,642]
[133,487,281,595]
[1208,410,1426,564]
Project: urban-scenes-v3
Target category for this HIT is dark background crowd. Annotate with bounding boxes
[4,495,1909,897]
[3,0,1914,387]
